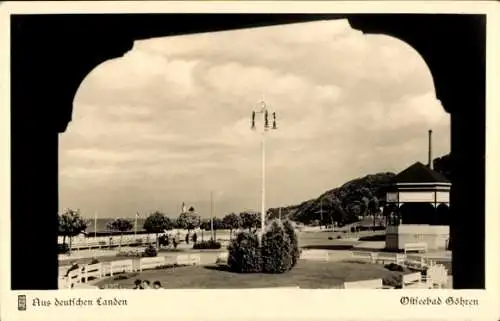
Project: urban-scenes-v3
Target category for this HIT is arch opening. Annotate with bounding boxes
[63,18,449,222]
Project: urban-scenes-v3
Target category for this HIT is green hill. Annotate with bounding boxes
[268,153,450,226]
[268,172,396,226]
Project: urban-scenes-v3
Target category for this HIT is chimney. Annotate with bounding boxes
[428,129,433,170]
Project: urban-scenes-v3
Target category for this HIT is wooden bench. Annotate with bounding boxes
[176,254,200,266]
[376,252,405,265]
[59,265,69,277]
[404,243,427,254]
[344,278,388,289]
[404,255,428,270]
[58,277,69,289]
[301,250,329,261]
[188,254,201,265]
[215,252,229,266]
[110,259,134,276]
[67,269,82,288]
[164,256,177,266]
[73,283,99,289]
[83,263,102,282]
[402,272,428,288]
[351,251,377,263]
[139,257,165,272]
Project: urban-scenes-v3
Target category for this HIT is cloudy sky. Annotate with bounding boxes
[59,19,450,219]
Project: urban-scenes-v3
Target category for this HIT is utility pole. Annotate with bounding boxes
[210,191,214,240]
[251,99,277,243]
[320,198,323,229]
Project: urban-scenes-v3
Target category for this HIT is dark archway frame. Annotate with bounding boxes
[10,14,485,289]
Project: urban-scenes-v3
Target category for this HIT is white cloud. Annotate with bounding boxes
[60,19,450,218]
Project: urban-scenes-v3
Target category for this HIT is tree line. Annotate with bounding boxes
[57,208,264,253]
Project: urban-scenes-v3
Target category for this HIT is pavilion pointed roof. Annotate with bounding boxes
[393,161,450,184]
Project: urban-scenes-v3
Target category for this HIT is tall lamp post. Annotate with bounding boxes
[251,100,277,243]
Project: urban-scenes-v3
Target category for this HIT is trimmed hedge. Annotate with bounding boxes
[228,231,262,273]
[261,220,292,273]
[142,245,157,257]
[228,219,300,274]
[282,220,300,268]
[193,240,222,250]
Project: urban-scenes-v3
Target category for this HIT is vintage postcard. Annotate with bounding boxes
[0,1,499,320]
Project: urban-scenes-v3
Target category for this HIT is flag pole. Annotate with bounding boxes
[135,212,138,236]
[94,212,97,238]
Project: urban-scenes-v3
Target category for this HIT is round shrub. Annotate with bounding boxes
[227,231,262,273]
[261,220,293,273]
[328,236,333,240]
[143,245,157,257]
[228,219,300,274]
[193,240,221,250]
[282,220,300,268]
[384,263,404,272]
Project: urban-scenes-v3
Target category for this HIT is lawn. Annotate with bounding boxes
[95,260,408,289]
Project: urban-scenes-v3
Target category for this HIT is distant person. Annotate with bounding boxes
[65,261,79,277]
[185,232,190,245]
[153,281,162,289]
[173,238,178,249]
[133,279,142,289]
[192,232,198,244]
[142,280,151,289]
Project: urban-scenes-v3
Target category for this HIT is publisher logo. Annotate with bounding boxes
[18,295,26,311]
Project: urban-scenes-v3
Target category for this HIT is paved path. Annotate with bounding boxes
[59,249,120,262]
